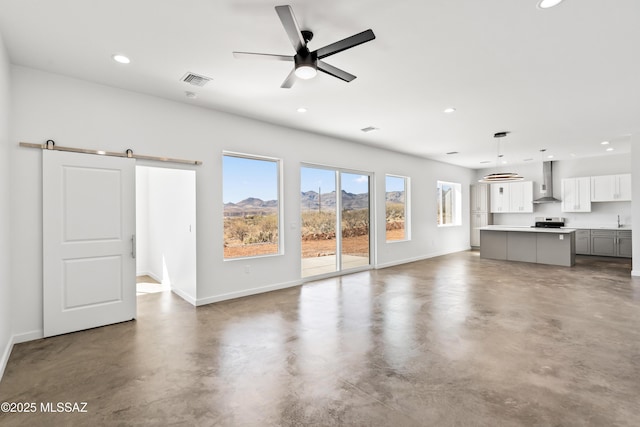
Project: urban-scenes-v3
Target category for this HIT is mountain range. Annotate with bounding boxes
[224,190,404,215]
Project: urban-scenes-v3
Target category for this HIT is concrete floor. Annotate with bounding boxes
[1,251,639,426]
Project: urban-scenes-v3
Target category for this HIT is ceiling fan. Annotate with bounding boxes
[233,5,376,88]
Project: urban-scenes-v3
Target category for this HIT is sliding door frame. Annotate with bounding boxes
[300,163,374,280]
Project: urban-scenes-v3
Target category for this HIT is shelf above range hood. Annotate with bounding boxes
[533,161,562,204]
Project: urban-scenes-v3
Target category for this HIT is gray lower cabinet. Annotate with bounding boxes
[507,232,537,263]
[618,231,632,258]
[589,229,632,258]
[537,232,575,267]
[575,229,591,255]
[591,230,616,256]
[480,230,507,260]
[480,230,575,266]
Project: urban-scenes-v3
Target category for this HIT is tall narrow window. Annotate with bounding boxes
[437,181,462,226]
[385,175,409,241]
[223,154,280,259]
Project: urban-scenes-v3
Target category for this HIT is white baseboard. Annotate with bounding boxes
[0,329,44,382]
[171,288,196,306]
[196,248,472,306]
[375,247,470,270]
[136,271,162,283]
[632,270,639,277]
[13,329,43,344]
[196,279,302,306]
[0,335,14,382]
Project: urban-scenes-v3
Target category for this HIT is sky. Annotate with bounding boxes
[223,155,278,203]
[223,156,402,203]
[385,175,406,192]
[301,167,370,195]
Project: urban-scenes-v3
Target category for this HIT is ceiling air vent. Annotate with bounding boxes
[181,72,212,87]
[361,126,379,133]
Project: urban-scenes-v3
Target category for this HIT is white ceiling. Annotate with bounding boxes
[0,0,638,169]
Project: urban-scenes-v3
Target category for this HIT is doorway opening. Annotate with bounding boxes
[300,165,372,278]
[135,166,197,302]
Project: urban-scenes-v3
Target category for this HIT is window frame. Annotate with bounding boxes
[385,174,410,243]
[222,151,284,260]
[436,180,462,227]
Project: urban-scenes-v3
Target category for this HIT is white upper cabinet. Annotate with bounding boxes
[470,183,489,212]
[618,174,632,200]
[591,174,632,202]
[490,181,532,213]
[509,181,533,213]
[561,177,591,212]
[490,183,510,213]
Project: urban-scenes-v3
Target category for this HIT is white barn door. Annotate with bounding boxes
[43,150,136,337]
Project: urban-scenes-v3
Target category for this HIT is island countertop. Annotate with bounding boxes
[478,225,577,234]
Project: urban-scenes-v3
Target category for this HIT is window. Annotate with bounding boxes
[385,175,409,241]
[437,181,462,226]
[223,153,281,259]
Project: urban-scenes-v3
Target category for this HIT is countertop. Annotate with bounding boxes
[567,225,632,231]
[479,225,576,234]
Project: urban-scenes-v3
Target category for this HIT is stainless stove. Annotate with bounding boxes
[533,217,565,228]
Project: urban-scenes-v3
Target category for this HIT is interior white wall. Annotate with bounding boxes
[135,167,151,278]
[9,66,473,339]
[136,166,197,302]
[473,154,633,228]
[632,135,639,276]
[0,31,13,378]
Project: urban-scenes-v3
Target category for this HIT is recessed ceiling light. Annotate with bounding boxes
[547,155,554,159]
[537,0,564,9]
[606,147,614,152]
[112,54,130,64]
[185,91,197,99]
[480,161,491,164]
[523,158,534,162]
[446,151,458,155]
[443,107,456,114]
[297,107,308,113]
[601,141,610,145]
[502,160,508,164]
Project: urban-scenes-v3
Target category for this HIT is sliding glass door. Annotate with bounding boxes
[300,166,371,278]
[339,172,370,270]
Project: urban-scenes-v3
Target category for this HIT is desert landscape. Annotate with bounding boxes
[223,190,405,259]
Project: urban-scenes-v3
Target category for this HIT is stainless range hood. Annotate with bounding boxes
[533,161,561,204]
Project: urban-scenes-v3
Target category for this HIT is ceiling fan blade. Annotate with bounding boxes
[280,69,297,88]
[314,29,376,59]
[233,52,294,61]
[317,61,356,82]
[275,5,306,53]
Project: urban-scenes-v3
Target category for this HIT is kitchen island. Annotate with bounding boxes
[479,225,576,267]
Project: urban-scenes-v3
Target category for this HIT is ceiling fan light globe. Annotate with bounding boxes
[295,65,317,80]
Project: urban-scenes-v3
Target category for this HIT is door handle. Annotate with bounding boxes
[131,235,136,259]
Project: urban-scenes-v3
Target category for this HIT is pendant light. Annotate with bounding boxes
[478,131,524,183]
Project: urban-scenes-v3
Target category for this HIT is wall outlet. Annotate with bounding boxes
[559,235,564,240]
